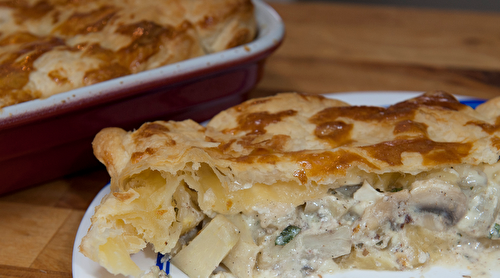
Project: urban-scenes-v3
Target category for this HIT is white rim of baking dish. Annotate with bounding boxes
[0,0,285,124]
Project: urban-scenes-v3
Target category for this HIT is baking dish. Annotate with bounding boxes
[0,0,285,195]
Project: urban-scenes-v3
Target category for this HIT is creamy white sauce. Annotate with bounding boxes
[211,164,500,277]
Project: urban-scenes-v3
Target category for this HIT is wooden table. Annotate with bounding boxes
[2,2,500,277]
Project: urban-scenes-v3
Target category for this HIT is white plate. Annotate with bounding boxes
[72,91,490,278]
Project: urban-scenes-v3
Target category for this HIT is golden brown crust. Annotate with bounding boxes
[0,0,256,108]
[94,91,500,195]
[92,127,130,182]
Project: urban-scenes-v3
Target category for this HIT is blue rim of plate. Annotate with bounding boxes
[156,253,170,274]
[459,99,486,109]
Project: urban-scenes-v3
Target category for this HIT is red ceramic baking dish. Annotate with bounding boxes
[0,0,285,195]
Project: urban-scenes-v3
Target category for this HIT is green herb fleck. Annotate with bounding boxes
[489,223,500,239]
[275,225,301,246]
[390,187,403,192]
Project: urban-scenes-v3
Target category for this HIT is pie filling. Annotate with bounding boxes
[85,162,500,278]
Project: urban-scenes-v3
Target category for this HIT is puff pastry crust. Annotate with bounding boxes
[81,92,500,277]
[0,0,256,107]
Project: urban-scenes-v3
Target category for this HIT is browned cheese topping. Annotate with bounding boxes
[195,92,481,187]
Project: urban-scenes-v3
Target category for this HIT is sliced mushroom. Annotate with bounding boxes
[328,183,362,198]
[353,189,411,248]
[360,190,411,231]
[456,185,500,238]
[409,178,467,229]
[301,226,352,258]
[354,178,469,247]
[450,165,488,188]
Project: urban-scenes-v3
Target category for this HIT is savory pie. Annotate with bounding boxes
[0,0,256,108]
[80,91,500,277]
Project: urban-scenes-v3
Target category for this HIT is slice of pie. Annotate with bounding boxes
[80,91,500,277]
[0,0,256,108]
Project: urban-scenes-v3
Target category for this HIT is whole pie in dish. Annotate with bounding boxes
[0,0,256,108]
[80,91,500,277]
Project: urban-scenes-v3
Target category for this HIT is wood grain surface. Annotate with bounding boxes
[2,2,500,277]
[251,2,500,99]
